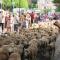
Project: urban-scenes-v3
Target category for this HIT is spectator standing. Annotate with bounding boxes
[25,18,29,29]
[30,12,34,24]
[0,12,3,33]
[14,15,19,32]
[11,15,15,32]
[2,15,5,33]
[26,13,31,28]
[34,13,38,23]
[5,13,11,32]
[43,14,49,21]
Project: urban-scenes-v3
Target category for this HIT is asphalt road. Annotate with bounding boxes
[54,34,60,60]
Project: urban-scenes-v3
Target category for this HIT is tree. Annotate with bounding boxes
[53,0,60,12]
[20,0,28,8]
[30,3,36,8]
[14,0,19,7]
[2,0,29,10]
[53,0,60,3]
[2,0,12,10]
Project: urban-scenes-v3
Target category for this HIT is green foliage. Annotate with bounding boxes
[53,0,60,3]
[2,0,29,10]
[29,3,36,8]
[14,0,19,7]
[53,0,60,11]
[56,6,60,12]
[20,0,28,8]
[2,0,12,10]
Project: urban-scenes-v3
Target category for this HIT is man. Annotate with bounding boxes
[14,15,19,32]
[26,13,31,28]
[5,13,11,32]
[0,12,3,33]
[30,12,34,24]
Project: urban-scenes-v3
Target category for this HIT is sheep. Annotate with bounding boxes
[8,52,21,60]
[37,37,49,56]
[2,43,21,55]
[54,21,60,29]
[47,42,55,57]
[17,44,24,54]
[0,21,59,60]
[54,21,60,35]
[27,39,38,60]
[0,47,9,60]
[48,35,57,44]
[2,44,22,60]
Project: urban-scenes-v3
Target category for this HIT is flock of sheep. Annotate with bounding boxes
[0,20,60,60]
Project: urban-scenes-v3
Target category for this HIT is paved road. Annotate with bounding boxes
[54,34,60,60]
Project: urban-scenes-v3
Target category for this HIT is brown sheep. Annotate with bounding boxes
[54,21,60,33]
[8,52,21,60]
[27,39,38,60]
[47,42,55,57]
[54,21,60,29]
[0,47,9,60]
[2,43,20,55]
[38,37,49,56]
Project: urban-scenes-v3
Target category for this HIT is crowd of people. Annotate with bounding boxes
[0,10,59,33]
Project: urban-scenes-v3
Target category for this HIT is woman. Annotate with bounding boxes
[5,13,11,32]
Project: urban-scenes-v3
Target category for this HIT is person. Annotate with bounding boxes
[30,12,34,24]
[22,15,26,29]
[19,13,25,27]
[37,14,41,23]
[26,13,31,27]
[11,14,15,32]
[25,18,29,29]
[0,12,3,33]
[14,15,19,32]
[5,13,11,32]
[53,13,58,20]
[43,14,49,22]
[34,13,38,23]
[2,15,5,33]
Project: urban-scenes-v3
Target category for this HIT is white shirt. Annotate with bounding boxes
[2,17,5,23]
